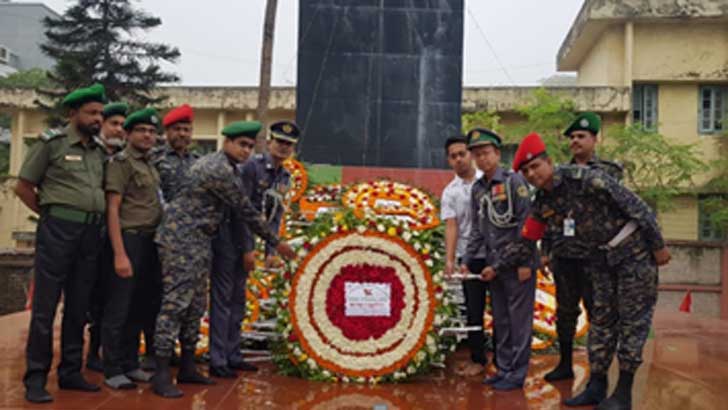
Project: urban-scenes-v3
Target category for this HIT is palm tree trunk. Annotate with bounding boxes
[256,0,279,153]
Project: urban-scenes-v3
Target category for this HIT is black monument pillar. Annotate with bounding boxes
[296,0,464,168]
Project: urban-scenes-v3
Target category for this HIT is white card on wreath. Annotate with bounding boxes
[344,282,391,317]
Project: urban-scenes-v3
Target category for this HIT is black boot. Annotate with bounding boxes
[151,356,183,398]
[25,385,53,403]
[544,338,575,381]
[597,370,633,410]
[564,373,607,407]
[176,350,215,385]
[58,373,100,392]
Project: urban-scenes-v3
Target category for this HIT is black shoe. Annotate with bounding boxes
[151,356,183,399]
[564,374,607,407]
[25,385,53,403]
[177,350,215,385]
[58,373,101,392]
[86,354,103,373]
[544,362,574,381]
[209,365,238,378]
[596,370,634,410]
[596,395,631,410]
[229,361,258,372]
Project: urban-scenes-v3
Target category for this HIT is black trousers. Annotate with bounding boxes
[553,256,594,342]
[87,235,112,358]
[23,215,103,388]
[463,258,491,366]
[102,231,161,378]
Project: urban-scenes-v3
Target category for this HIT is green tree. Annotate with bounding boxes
[701,133,728,238]
[0,68,53,89]
[600,125,706,211]
[38,0,180,124]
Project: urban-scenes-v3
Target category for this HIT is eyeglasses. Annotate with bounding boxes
[132,126,158,135]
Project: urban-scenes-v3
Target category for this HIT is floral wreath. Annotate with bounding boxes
[270,211,458,383]
[342,181,440,230]
[283,158,308,203]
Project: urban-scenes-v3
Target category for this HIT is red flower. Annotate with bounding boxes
[303,242,312,251]
[325,263,406,341]
[288,333,298,342]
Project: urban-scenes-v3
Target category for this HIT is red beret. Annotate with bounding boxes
[163,104,194,127]
[521,216,546,241]
[513,132,547,171]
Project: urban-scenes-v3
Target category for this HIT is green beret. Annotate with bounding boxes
[222,121,262,139]
[123,108,160,131]
[62,83,107,108]
[564,112,601,136]
[102,102,129,119]
[466,128,502,149]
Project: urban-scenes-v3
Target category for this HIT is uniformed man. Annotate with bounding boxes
[207,121,296,378]
[96,102,128,155]
[460,128,538,391]
[543,112,624,382]
[86,101,129,373]
[102,108,164,389]
[513,133,671,410]
[440,135,487,377]
[15,84,108,403]
[240,120,297,270]
[152,104,199,203]
[151,126,296,398]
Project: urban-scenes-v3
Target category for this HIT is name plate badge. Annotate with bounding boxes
[344,282,391,317]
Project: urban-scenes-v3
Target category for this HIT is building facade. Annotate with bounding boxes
[0,1,60,73]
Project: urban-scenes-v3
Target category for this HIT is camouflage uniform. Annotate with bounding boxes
[151,145,200,203]
[525,166,664,374]
[153,151,279,359]
[463,167,538,385]
[543,156,623,344]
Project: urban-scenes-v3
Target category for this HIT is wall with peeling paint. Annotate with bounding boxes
[634,22,728,81]
[577,25,626,86]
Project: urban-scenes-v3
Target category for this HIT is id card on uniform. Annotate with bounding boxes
[563,218,575,237]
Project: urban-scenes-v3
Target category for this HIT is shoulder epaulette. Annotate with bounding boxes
[38,128,64,142]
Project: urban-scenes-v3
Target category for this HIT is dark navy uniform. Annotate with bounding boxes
[464,167,537,386]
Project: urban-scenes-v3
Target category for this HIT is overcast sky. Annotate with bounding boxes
[22,0,584,86]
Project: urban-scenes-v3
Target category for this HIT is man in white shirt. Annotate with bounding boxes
[440,135,485,377]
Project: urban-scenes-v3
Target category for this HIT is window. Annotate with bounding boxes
[698,194,727,242]
[633,84,658,130]
[190,139,218,155]
[699,86,728,134]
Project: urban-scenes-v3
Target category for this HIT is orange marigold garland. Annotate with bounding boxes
[342,181,440,230]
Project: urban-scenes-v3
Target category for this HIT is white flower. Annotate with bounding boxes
[413,242,422,251]
[428,344,438,354]
[415,351,426,363]
[393,372,405,380]
[433,252,441,259]
[426,335,435,348]
[322,370,331,378]
[377,224,385,232]
[342,376,350,383]
[402,232,412,242]
[357,377,366,384]
[450,344,456,352]
[407,365,416,375]
[293,347,302,357]
[434,314,444,326]
[425,259,434,267]
[297,248,307,257]
[306,358,317,369]
[311,237,320,245]
[356,225,367,234]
